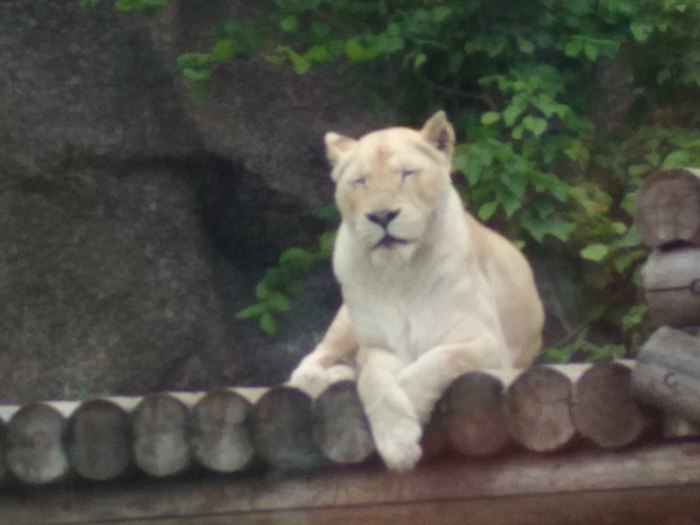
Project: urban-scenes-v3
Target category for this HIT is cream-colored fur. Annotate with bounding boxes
[289,111,544,471]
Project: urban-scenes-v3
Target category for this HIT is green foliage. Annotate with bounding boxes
[89,0,700,357]
[235,232,336,335]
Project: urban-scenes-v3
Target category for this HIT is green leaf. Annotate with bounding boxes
[317,231,336,259]
[523,116,548,136]
[516,36,535,54]
[267,293,292,312]
[211,38,235,62]
[662,150,691,168]
[502,96,526,126]
[630,21,654,42]
[413,52,427,71]
[280,16,299,34]
[255,282,271,301]
[564,38,583,57]
[345,38,381,62]
[259,312,277,335]
[548,220,575,241]
[480,112,501,125]
[478,201,498,220]
[583,42,597,61]
[279,247,314,268]
[581,244,610,262]
[235,303,267,320]
[305,45,329,63]
[432,6,452,22]
[288,49,311,74]
[182,68,211,82]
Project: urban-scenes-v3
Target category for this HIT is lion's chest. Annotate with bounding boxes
[341,262,473,362]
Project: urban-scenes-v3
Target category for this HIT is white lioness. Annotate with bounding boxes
[289,111,544,471]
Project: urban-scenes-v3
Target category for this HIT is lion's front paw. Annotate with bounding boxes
[372,412,423,472]
[366,386,423,472]
[288,362,331,398]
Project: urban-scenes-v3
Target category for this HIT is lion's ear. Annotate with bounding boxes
[324,132,357,168]
[420,111,455,159]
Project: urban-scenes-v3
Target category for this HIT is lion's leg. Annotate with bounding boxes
[357,346,422,472]
[398,340,506,424]
[288,305,357,397]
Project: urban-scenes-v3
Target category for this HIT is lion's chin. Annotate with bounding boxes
[369,239,417,266]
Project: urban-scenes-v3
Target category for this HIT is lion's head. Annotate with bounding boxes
[325,111,456,263]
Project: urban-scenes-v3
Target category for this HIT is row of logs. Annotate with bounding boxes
[0,362,694,486]
[631,167,700,423]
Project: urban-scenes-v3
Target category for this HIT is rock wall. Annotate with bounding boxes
[0,0,387,402]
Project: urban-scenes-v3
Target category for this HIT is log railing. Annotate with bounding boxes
[0,360,692,486]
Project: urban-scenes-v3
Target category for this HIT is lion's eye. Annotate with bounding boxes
[351,176,367,187]
[401,169,418,179]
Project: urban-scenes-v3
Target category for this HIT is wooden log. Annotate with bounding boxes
[632,326,700,422]
[0,420,6,483]
[5,442,700,525]
[420,412,450,461]
[437,372,511,456]
[635,167,700,248]
[313,381,374,465]
[572,362,657,448]
[252,386,325,470]
[6,403,70,484]
[66,399,132,481]
[132,393,191,477]
[189,389,254,473]
[505,367,577,452]
[643,247,700,327]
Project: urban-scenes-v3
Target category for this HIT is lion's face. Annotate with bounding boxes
[326,112,456,262]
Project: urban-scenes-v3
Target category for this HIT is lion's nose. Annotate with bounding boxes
[366,209,401,228]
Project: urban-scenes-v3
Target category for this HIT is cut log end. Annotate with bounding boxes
[632,327,700,423]
[132,394,190,477]
[635,168,700,248]
[438,372,510,456]
[252,387,325,471]
[67,399,131,481]
[6,403,69,484]
[190,389,254,473]
[643,247,700,327]
[573,363,658,448]
[505,367,576,452]
[313,381,374,465]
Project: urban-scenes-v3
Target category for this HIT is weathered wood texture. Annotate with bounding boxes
[3,443,700,524]
[633,326,700,422]
[313,381,374,464]
[6,403,70,484]
[251,387,325,470]
[505,367,577,452]
[0,363,693,486]
[132,394,191,477]
[643,247,700,326]
[635,167,700,248]
[438,372,511,456]
[572,362,658,448]
[189,389,254,473]
[67,399,132,480]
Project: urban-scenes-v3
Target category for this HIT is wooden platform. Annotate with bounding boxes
[3,442,700,524]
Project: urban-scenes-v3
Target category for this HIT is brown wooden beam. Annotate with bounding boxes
[2,442,700,524]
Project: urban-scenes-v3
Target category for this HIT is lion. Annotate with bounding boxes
[289,111,544,471]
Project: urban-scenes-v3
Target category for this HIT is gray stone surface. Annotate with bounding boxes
[1,166,238,401]
[0,0,378,402]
